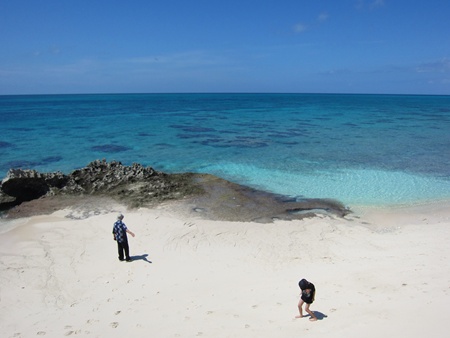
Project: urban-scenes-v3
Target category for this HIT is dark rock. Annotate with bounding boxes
[0,190,16,211]
[63,159,162,195]
[0,160,201,213]
[172,174,350,223]
[1,169,68,203]
[0,159,350,222]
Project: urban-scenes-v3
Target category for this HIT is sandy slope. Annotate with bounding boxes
[1,202,449,337]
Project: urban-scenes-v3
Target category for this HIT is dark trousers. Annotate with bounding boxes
[117,240,130,260]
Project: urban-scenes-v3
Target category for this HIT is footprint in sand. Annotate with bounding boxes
[36,332,46,336]
[110,322,119,328]
[115,310,121,315]
[65,330,81,336]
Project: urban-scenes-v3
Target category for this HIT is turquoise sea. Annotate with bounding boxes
[0,93,449,207]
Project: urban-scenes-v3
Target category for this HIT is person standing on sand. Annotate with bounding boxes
[296,278,318,321]
[112,213,135,262]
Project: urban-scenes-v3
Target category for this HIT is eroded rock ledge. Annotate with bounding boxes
[0,160,350,222]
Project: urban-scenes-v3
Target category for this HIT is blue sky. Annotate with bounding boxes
[1,0,449,95]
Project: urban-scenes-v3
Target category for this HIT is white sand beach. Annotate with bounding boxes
[1,201,450,338]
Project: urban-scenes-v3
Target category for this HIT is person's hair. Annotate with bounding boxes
[299,279,309,290]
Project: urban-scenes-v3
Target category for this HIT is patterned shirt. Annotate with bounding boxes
[112,220,128,243]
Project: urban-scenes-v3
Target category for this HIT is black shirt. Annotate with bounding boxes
[300,282,315,304]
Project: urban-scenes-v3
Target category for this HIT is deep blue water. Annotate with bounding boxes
[1,93,449,206]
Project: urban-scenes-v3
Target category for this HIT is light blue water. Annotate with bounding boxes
[1,93,449,206]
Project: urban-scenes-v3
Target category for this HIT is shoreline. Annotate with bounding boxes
[2,197,449,230]
[2,159,449,222]
[0,163,349,222]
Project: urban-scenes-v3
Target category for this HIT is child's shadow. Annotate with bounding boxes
[129,254,152,264]
[312,311,328,320]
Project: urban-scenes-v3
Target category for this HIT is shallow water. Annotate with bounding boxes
[1,93,449,206]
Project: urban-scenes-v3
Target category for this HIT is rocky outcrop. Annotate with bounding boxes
[1,169,68,203]
[0,160,201,211]
[1,159,350,221]
[65,159,159,194]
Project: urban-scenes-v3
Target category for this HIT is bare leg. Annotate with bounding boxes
[295,299,305,318]
[305,303,317,321]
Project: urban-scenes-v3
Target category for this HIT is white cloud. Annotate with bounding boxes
[293,23,307,34]
[49,45,61,55]
[125,50,230,69]
[416,58,450,73]
[356,0,385,10]
[31,45,61,57]
[371,0,385,9]
[318,12,329,22]
[292,12,327,35]
[42,59,98,75]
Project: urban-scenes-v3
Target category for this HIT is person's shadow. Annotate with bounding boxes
[129,254,152,264]
[312,311,328,320]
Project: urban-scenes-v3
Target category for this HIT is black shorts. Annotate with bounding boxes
[301,293,314,304]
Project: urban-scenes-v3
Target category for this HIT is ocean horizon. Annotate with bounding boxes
[1,93,449,207]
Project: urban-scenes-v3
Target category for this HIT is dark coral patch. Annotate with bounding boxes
[91,144,131,153]
[177,134,201,139]
[177,133,216,140]
[41,156,63,164]
[277,141,299,145]
[2,160,40,170]
[154,143,175,148]
[1,157,63,172]
[198,137,269,148]
[170,124,216,133]
[8,127,34,132]
[0,141,13,148]
[137,132,156,137]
